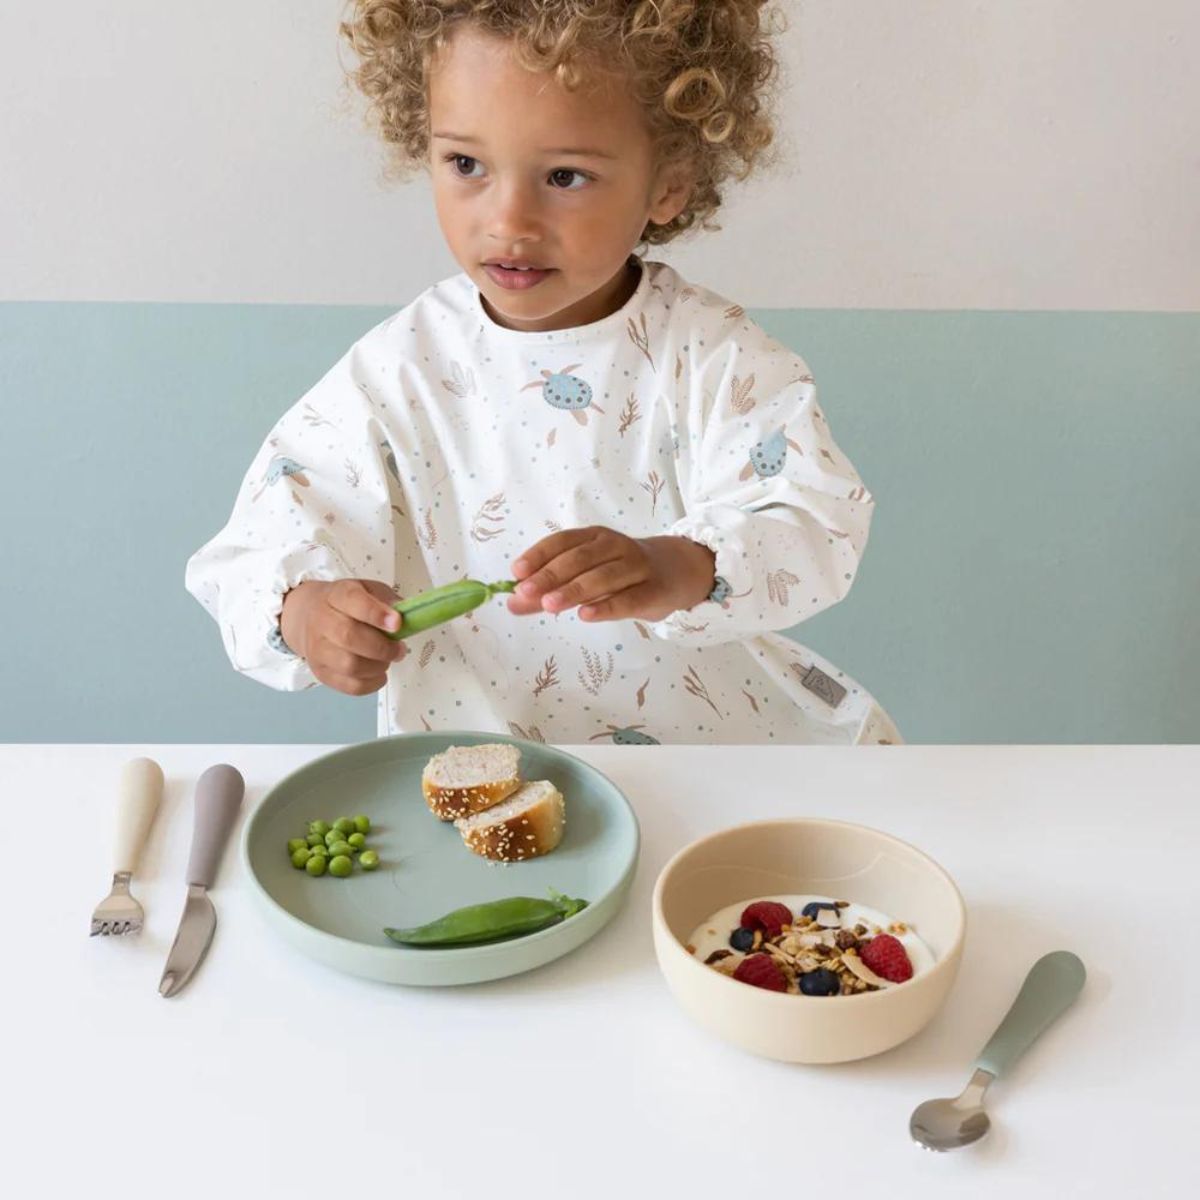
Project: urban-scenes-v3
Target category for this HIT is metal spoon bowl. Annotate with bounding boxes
[910,1067,994,1152]
[910,951,1086,1152]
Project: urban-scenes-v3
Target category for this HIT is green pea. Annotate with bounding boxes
[308,820,331,837]
[306,832,325,848]
[305,855,328,877]
[291,847,312,868]
[352,815,371,835]
[384,888,588,947]
[347,832,367,850]
[359,850,380,871]
[327,840,353,858]
[386,579,517,640]
[287,838,308,855]
[329,855,353,878]
[333,818,355,836]
[324,829,342,846]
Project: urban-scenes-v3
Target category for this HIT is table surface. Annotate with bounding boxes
[6,743,1198,1199]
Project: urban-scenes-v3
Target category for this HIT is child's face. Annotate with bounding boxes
[428,26,689,333]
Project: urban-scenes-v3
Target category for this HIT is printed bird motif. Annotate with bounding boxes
[738,427,803,481]
[521,364,605,425]
[706,576,753,610]
[708,576,733,605]
[380,439,401,482]
[267,626,295,657]
[588,724,660,745]
[253,456,310,501]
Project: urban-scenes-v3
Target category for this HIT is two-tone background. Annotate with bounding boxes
[2,1,1196,743]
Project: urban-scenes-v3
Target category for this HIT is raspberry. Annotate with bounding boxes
[860,934,913,983]
[733,953,788,992]
[739,900,793,939]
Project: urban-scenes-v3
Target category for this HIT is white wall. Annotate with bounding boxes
[3,0,1196,309]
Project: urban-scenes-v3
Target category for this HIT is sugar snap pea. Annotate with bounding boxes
[383,888,588,947]
[386,579,517,641]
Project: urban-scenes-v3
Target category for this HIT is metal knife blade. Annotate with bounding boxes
[157,763,244,999]
[159,885,216,997]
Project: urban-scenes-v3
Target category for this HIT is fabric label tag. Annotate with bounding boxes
[801,665,847,708]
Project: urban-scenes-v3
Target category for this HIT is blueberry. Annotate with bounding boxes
[801,901,836,920]
[799,968,841,997]
[729,927,756,952]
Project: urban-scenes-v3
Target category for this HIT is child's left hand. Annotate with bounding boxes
[508,527,716,623]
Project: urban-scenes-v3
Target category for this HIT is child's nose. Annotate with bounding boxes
[488,179,544,241]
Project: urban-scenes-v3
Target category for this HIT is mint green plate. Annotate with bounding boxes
[241,732,640,986]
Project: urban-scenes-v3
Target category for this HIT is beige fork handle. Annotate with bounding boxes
[114,757,165,875]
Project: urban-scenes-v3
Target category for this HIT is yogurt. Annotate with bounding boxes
[687,894,936,991]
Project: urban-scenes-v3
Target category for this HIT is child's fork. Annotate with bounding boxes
[89,757,165,936]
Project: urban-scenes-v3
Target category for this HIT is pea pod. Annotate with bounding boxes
[386,579,517,641]
[383,888,588,947]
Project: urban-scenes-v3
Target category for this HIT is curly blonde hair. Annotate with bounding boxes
[338,1,786,246]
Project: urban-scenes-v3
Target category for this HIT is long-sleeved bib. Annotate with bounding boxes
[185,257,901,745]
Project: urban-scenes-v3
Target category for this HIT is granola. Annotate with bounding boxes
[685,895,931,996]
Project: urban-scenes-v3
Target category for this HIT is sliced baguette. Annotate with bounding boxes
[421,743,522,821]
[454,779,565,862]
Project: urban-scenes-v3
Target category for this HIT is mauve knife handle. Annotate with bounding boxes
[186,764,245,887]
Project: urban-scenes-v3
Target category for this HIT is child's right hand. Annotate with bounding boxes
[280,580,406,696]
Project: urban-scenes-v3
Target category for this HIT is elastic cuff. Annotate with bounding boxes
[649,518,747,640]
[257,551,347,689]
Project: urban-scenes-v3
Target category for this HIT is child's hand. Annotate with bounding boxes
[508,527,716,623]
[280,579,406,695]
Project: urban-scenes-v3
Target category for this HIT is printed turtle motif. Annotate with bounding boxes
[738,426,804,481]
[521,364,605,425]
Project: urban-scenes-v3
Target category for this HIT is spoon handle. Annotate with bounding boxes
[974,950,1086,1079]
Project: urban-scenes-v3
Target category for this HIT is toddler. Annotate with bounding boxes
[186,0,901,746]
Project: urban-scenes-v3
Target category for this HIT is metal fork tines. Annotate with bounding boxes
[90,872,144,936]
[89,758,164,939]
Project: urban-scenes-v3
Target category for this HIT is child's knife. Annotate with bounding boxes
[159,764,245,998]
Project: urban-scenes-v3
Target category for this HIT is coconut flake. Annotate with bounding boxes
[842,952,892,989]
[815,907,841,928]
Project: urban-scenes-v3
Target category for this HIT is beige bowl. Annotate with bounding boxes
[652,818,966,1064]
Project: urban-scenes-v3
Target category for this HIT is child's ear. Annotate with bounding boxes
[648,162,693,226]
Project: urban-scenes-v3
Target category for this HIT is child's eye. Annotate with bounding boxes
[441,153,590,190]
[446,153,483,178]
[548,168,589,190]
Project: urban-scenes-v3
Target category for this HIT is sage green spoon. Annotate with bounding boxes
[910,951,1086,1152]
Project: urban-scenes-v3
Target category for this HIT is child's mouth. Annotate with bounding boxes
[483,263,555,291]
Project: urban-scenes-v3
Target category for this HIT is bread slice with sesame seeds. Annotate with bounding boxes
[454,780,565,862]
[421,743,522,821]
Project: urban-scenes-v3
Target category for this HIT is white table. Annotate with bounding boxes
[7,744,1198,1198]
